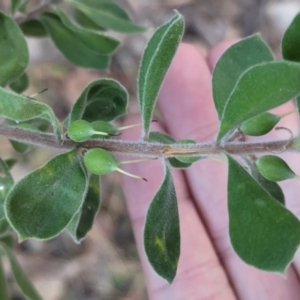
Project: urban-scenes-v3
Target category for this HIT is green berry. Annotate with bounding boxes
[240,112,280,136]
[84,148,119,175]
[256,155,297,182]
[91,121,117,136]
[68,120,94,142]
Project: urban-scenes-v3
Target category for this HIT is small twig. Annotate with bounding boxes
[15,0,63,24]
[0,124,298,159]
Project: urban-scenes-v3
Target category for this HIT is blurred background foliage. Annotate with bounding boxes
[0,0,299,299]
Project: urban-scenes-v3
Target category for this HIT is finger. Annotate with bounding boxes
[158,42,300,299]
[121,116,236,299]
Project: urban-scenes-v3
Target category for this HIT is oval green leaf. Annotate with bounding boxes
[67,174,100,243]
[11,0,29,14]
[20,19,48,37]
[0,218,12,236]
[138,12,184,138]
[281,13,300,118]
[41,13,110,70]
[5,150,88,240]
[213,34,273,119]
[218,61,300,140]
[245,157,285,205]
[0,235,14,250]
[0,11,29,86]
[70,0,146,33]
[9,72,29,94]
[144,163,180,283]
[4,159,17,171]
[0,243,42,300]
[72,7,105,31]
[239,112,280,136]
[0,87,62,140]
[0,159,14,220]
[282,12,300,62]
[68,78,128,125]
[227,155,300,273]
[256,155,297,182]
[53,8,119,55]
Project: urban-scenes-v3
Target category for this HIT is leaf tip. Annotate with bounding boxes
[17,236,27,243]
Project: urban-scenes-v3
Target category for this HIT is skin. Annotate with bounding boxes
[121,42,300,300]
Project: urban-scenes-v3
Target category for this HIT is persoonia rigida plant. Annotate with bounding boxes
[2,1,300,298]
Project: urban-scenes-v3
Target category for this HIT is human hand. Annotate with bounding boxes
[121,42,300,300]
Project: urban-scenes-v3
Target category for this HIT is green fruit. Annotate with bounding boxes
[240,112,280,136]
[256,155,297,182]
[68,120,94,142]
[91,121,117,136]
[175,139,201,164]
[84,148,119,175]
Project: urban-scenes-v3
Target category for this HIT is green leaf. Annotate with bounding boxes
[4,159,17,170]
[41,13,110,70]
[239,112,280,136]
[10,140,29,153]
[282,12,300,62]
[218,61,300,140]
[148,132,192,168]
[227,156,300,273]
[0,87,62,140]
[0,159,14,221]
[0,235,14,250]
[73,0,131,20]
[0,219,11,236]
[67,174,100,243]
[91,120,117,135]
[144,163,180,283]
[68,78,128,125]
[256,155,297,182]
[20,19,48,37]
[212,35,273,119]
[11,0,29,14]
[281,13,300,118]
[9,72,29,93]
[0,258,9,300]
[0,11,29,86]
[138,12,184,138]
[53,8,119,55]
[4,159,17,171]
[5,150,88,240]
[72,7,105,31]
[70,0,146,33]
[0,243,42,300]
[245,157,285,205]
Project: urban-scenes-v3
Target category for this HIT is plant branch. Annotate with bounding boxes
[0,124,298,158]
[15,0,63,24]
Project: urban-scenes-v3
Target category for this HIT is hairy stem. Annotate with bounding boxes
[15,0,63,24]
[0,124,297,158]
